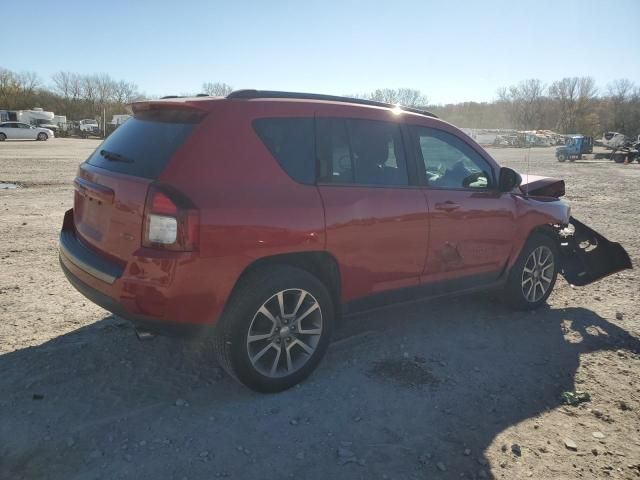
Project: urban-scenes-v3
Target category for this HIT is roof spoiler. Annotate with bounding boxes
[129,99,211,115]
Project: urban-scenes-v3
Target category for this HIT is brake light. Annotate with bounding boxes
[142,184,199,251]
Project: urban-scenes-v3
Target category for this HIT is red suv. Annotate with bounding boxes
[60,90,631,392]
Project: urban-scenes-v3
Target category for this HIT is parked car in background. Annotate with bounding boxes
[32,118,60,134]
[59,91,632,392]
[78,119,100,137]
[0,122,54,141]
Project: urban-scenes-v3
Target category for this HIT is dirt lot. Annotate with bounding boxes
[0,138,638,480]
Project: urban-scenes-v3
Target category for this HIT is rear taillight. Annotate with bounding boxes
[142,184,199,251]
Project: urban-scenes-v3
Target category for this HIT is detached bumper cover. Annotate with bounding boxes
[559,217,632,286]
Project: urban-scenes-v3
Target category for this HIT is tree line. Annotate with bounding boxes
[1,67,638,138]
[0,67,143,122]
[352,79,639,137]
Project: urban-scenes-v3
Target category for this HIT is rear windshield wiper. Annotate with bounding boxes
[100,149,134,163]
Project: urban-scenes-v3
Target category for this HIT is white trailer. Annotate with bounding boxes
[1,108,62,132]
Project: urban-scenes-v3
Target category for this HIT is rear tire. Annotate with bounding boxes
[37,133,47,141]
[0,133,6,141]
[504,232,559,310]
[213,265,334,393]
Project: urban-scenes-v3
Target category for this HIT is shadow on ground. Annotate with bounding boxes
[1,295,638,480]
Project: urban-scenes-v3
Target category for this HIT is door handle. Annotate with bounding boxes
[434,201,460,212]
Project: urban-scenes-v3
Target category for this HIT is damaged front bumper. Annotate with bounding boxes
[557,217,632,286]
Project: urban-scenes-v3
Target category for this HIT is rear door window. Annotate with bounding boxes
[317,118,409,186]
[86,109,203,179]
[253,118,315,184]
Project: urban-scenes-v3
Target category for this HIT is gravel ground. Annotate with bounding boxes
[0,138,638,480]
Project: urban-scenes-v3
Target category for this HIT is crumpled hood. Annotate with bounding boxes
[519,174,565,198]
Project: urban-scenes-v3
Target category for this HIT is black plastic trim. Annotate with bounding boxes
[343,270,504,315]
[559,217,632,286]
[59,230,124,284]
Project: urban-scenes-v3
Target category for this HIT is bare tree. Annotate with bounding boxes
[0,68,18,108]
[608,79,633,101]
[202,82,233,96]
[500,79,546,129]
[396,88,428,107]
[95,74,115,104]
[16,71,41,96]
[52,71,74,99]
[113,80,140,104]
[350,88,428,107]
[70,74,83,101]
[605,79,638,135]
[549,77,597,133]
[81,75,98,107]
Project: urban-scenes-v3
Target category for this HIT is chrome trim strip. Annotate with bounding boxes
[59,242,117,285]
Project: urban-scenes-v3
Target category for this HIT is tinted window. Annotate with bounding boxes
[86,110,201,179]
[253,118,315,184]
[317,118,408,186]
[413,127,493,190]
[316,119,352,183]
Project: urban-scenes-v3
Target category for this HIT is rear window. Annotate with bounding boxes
[253,118,315,184]
[86,110,202,179]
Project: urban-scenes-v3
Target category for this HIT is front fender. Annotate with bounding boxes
[558,217,632,286]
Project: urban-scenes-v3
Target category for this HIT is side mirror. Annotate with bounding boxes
[499,167,522,192]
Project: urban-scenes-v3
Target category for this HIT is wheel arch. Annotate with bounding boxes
[528,224,560,242]
[507,221,563,273]
[230,251,343,319]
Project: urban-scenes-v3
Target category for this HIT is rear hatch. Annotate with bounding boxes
[73,105,205,263]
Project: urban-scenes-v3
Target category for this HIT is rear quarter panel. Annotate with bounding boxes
[158,101,326,323]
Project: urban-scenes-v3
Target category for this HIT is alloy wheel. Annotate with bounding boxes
[521,245,554,302]
[246,288,323,378]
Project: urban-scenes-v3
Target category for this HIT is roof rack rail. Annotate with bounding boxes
[226,90,438,118]
[160,94,210,99]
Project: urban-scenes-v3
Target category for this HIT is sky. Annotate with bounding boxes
[3,0,639,104]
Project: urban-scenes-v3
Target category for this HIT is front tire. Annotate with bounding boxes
[0,133,6,141]
[37,133,48,141]
[504,232,558,310]
[557,153,566,162]
[214,266,334,393]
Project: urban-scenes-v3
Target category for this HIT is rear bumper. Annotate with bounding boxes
[59,208,224,334]
[59,257,205,337]
[59,229,123,284]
